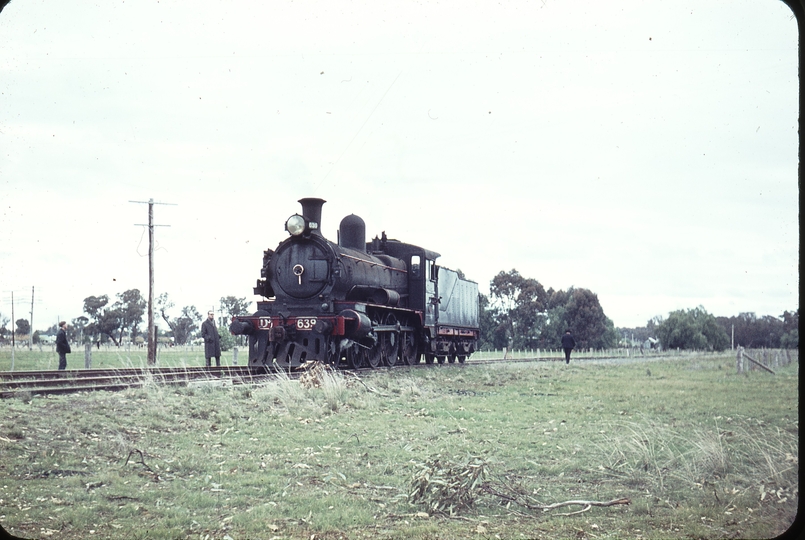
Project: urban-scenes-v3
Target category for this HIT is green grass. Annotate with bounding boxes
[0,345,244,371]
[0,344,678,371]
[0,353,798,539]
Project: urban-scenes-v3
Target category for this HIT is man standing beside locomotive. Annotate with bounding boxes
[201,311,222,367]
[55,321,71,370]
[561,329,576,364]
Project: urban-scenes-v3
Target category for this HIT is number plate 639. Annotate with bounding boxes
[296,317,317,330]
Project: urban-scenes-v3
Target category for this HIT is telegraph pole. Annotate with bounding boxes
[29,286,34,350]
[130,198,175,365]
[10,291,15,371]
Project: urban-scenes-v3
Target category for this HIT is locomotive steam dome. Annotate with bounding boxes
[339,214,366,251]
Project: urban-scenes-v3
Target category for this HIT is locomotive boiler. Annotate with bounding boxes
[229,198,479,369]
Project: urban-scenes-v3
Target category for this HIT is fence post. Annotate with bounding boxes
[84,343,92,369]
[232,347,238,366]
[736,347,743,374]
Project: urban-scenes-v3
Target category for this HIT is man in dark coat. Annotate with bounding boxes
[201,311,222,367]
[561,329,576,364]
[55,321,71,370]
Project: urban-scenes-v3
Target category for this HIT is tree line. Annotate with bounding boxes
[0,290,252,349]
[477,269,797,352]
[0,277,797,353]
[480,269,619,350]
[618,308,798,351]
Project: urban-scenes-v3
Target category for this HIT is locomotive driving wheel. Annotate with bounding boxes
[400,331,418,365]
[364,312,384,368]
[380,313,399,367]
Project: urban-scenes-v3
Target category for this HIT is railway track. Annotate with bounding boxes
[0,353,669,399]
[0,366,265,399]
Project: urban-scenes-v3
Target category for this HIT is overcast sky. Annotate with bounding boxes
[0,0,798,332]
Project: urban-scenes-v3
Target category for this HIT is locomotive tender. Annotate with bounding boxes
[229,198,479,369]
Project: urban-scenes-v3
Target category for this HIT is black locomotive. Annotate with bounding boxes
[229,197,479,369]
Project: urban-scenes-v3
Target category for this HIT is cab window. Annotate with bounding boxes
[410,255,421,278]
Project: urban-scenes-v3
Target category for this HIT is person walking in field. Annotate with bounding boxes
[561,329,576,364]
[55,321,71,370]
[201,311,222,367]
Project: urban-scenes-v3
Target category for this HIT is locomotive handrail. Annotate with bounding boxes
[339,253,408,273]
[372,324,415,333]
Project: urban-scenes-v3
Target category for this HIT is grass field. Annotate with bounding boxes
[0,345,238,372]
[0,344,685,372]
[0,352,798,539]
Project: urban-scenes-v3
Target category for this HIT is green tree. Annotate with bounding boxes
[540,288,617,349]
[15,318,30,336]
[715,312,790,349]
[656,306,729,351]
[114,289,147,343]
[0,312,9,341]
[218,328,235,352]
[71,316,89,344]
[780,309,798,349]
[156,293,201,345]
[478,293,503,350]
[219,296,251,319]
[83,295,124,346]
[489,269,548,348]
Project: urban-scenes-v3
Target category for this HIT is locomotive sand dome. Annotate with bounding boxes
[230,198,480,369]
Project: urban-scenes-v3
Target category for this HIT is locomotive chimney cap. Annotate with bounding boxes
[286,197,326,237]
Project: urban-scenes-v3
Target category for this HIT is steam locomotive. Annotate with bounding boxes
[229,198,479,369]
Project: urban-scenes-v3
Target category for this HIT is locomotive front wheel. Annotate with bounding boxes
[458,355,466,364]
[346,344,365,369]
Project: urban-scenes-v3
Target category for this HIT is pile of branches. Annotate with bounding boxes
[408,454,488,515]
[408,455,630,517]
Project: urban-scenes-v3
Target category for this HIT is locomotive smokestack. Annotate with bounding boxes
[299,197,325,236]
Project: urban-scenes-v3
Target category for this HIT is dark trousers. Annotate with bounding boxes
[563,348,572,363]
[206,357,220,367]
[58,352,67,370]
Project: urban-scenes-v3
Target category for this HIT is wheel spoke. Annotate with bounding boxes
[366,342,382,368]
[346,344,364,369]
[401,331,418,365]
[381,313,399,366]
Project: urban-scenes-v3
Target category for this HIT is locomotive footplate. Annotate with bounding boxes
[232,314,415,339]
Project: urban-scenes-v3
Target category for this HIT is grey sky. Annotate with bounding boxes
[0,0,798,332]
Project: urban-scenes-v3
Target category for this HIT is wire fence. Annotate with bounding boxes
[735,347,799,374]
[472,346,800,363]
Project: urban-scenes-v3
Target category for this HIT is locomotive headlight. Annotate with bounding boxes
[285,214,306,236]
